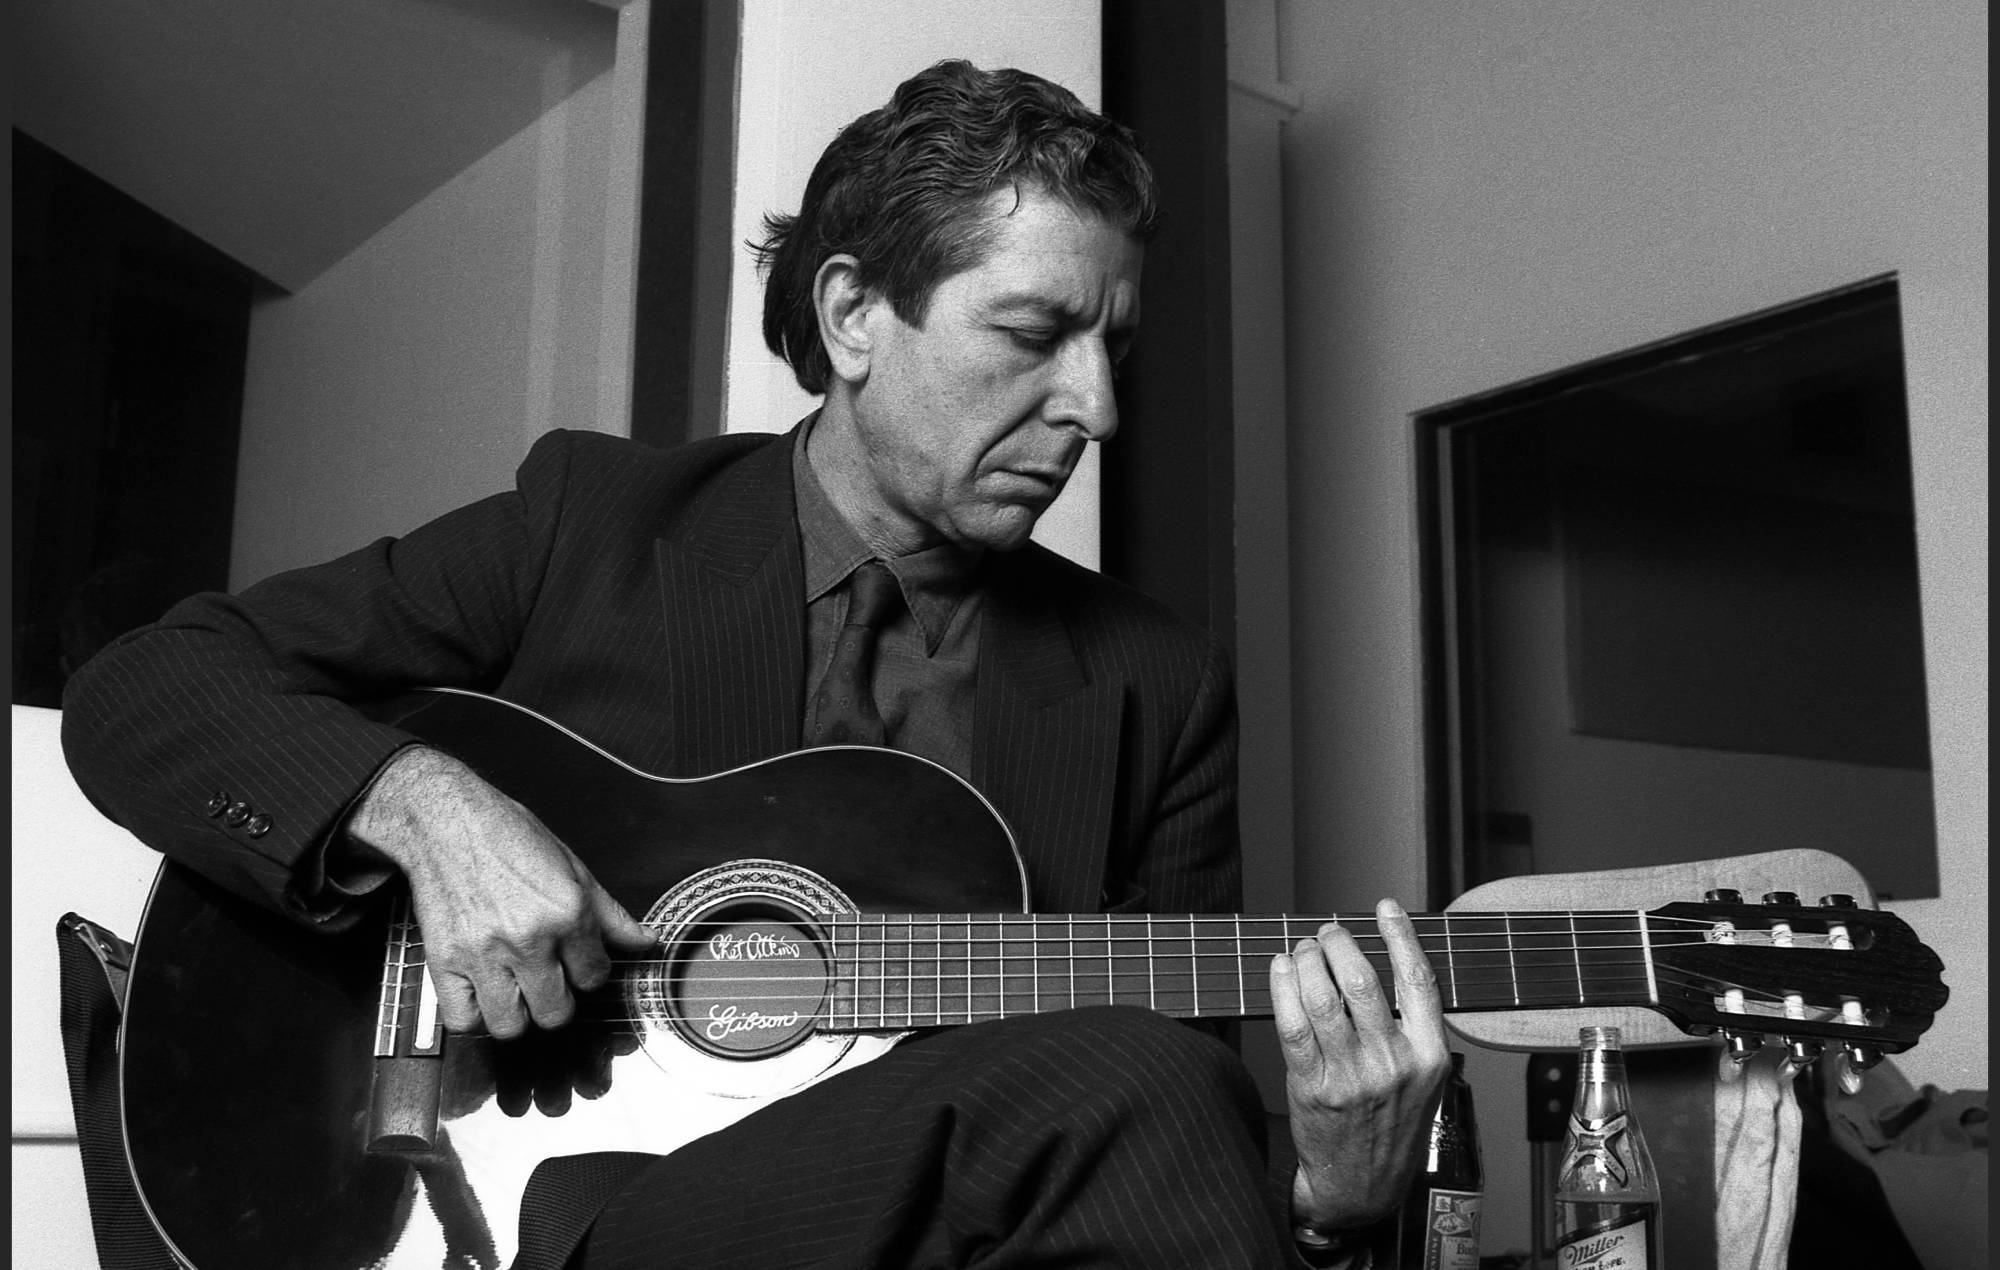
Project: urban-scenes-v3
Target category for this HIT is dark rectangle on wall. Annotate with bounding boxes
[1560,465,1931,769]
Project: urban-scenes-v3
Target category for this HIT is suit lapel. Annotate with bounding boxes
[973,551,1123,913]
[652,432,806,775]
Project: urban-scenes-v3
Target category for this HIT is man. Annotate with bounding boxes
[63,61,1446,1268]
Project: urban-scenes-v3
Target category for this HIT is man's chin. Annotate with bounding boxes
[953,504,1043,553]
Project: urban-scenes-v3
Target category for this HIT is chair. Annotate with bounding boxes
[11,705,174,1267]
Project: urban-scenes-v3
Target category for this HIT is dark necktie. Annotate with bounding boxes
[808,561,902,747]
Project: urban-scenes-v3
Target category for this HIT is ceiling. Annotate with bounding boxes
[12,0,620,291]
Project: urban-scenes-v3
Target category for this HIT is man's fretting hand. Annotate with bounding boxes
[1270,898,1451,1238]
[349,745,658,1039]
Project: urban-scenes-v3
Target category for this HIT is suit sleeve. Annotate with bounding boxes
[58,431,581,928]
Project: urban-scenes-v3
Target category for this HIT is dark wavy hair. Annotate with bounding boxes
[754,60,1160,394]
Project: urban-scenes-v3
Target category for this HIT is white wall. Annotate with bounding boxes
[722,0,1106,567]
[230,19,643,584]
[1270,0,1985,1255]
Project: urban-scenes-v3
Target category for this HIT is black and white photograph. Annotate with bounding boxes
[11,3,1986,1268]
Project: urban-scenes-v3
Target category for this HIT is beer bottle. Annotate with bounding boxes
[1555,1026,1663,1268]
[1392,1050,1484,1269]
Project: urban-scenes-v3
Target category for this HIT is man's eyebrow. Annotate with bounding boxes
[983,292,1078,321]
[985,292,1138,331]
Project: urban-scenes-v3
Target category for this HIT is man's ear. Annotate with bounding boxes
[813,255,882,387]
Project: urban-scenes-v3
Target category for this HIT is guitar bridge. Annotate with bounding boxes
[368,898,445,1154]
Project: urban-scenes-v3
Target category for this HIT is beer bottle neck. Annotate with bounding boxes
[1574,1045,1632,1123]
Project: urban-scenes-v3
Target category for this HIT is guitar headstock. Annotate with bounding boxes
[1644,891,1948,1074]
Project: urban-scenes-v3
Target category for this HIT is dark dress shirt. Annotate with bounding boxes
[793,417,982,777]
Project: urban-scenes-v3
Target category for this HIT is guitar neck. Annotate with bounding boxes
[823,910,1669,1030]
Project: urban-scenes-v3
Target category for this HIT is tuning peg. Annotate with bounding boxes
[1837,1044,1882,1095]
[1762,891,1800,906]
[1705,888,1742,903]
[1723,1030,1762,1063]
[1818,893,1857,908]
[1786,1037,1823,1068]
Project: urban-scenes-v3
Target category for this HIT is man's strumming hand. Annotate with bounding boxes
[349,745,658,1039]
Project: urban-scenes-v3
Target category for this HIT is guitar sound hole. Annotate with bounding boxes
[664,904,830,1060]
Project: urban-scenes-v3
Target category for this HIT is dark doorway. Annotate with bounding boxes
[1100,0,1236,644]
[12,131,258,705]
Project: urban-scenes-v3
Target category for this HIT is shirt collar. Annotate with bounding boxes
[793,417,982,655]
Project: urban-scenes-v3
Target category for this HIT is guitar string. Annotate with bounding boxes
[431,970,1886,1048]
[593,909,1821,954]
[594,928,1784,965]
[577,965,1784,1000]
[404,914,1800,969]
[548,966,1844,1023]
[557,996,1874,1034]
[598,911,1768,949]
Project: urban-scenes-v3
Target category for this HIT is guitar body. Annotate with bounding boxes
[120,690,1028,1270]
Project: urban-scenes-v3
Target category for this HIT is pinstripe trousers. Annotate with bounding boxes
[575,1006,1293,1269]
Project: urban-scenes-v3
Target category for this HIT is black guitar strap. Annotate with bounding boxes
[55,913,180,1270]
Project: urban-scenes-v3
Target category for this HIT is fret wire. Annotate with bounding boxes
[1146,915,1157,1010]
[1033,914,1041,1016]
[1444,912,1457,1009]
[1067,914,1076,1010]
[1104,920,1120,1008]
[1570,911,1584,1005]
[1506,913,1520,1007]
[1640,908,1659,1005]
[997,914,1005,1021]
[1234,914,1245,1016]
[1176,920,1192,1020]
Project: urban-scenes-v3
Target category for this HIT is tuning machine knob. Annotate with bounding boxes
[1786,1037,1823,1069]
[1723,1030,1762,1064]
[1837,1043,1883,1094]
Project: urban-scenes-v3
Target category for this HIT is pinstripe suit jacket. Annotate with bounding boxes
[61,427,1241,930]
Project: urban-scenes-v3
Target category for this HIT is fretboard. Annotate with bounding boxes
[822,911,1673,1031]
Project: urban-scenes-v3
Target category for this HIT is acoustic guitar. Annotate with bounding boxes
[118,689,1948,1270]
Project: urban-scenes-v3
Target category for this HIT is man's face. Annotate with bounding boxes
[839,186,1143,553]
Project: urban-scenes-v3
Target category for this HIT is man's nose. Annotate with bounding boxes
[1049,340,1120,442]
